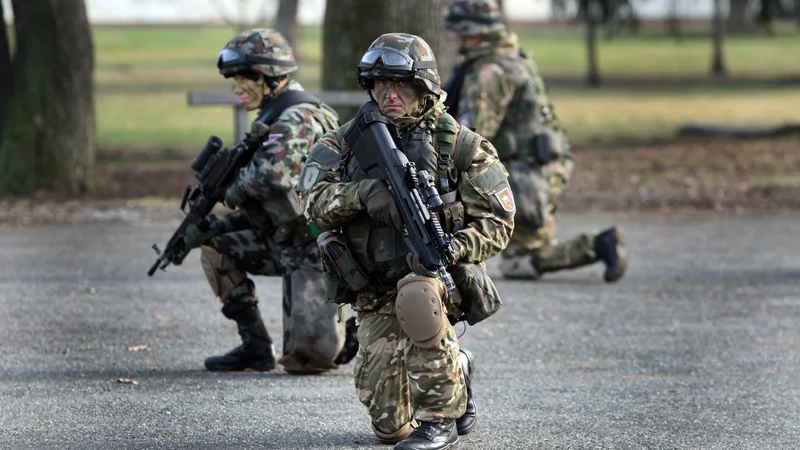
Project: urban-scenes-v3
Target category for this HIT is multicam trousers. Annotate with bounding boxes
[503,159,599,272]
[353,301,467,437]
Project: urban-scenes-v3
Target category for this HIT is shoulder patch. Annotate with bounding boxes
[297,143,341,192]
[494,187,515,213]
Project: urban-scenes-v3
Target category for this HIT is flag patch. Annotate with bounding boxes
[494,187,515,212]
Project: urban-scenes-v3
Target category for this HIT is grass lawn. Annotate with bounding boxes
[91,24,800,155]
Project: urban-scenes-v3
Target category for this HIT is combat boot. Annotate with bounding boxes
[456,349,477,435]
[394,420,458,450]
[205,303,277,372]
[594,226,627,283]
[499,254,539,279]
[334,316,359,365]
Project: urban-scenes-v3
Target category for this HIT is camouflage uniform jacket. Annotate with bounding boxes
[300,101,514,312]
[224,80,340,232]
[451,31,572,166]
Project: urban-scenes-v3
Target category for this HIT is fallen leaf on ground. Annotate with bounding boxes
[117,378,139,385]
[127,345,151,352]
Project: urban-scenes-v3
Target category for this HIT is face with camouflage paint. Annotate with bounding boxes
[372,79,425,119]
[232,74,265,111]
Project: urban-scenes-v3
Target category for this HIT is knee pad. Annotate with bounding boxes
[200,245,248,301]
[395,274,447,349]
[371,421,416,444]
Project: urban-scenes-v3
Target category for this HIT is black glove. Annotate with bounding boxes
[406,253,438,278]
[358,179,403,230]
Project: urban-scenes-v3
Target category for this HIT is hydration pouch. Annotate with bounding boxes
[317,230,369,304]
[449,262,503,326]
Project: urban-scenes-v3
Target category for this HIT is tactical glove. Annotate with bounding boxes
[358,179,403,230]
[224,184,247,210]
[183,217,225,250]
[406,253,438,278]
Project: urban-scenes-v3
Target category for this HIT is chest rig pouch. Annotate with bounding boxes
[435,114,503,326]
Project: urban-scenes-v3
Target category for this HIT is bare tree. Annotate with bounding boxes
[322,0,458,97]
[0,0,11,141]
[274,0,300,60]
[711,0,727,76]
[584,0,602,86]
[209,0,277,31]
[0,0,94,195]
[728,0,753,32]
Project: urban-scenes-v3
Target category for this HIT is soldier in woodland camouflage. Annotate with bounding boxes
[181,28,347,374]
[443,0,627,282]
[299,33,513,450]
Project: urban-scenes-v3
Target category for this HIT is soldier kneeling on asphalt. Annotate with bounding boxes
[442,0,627,283]
[182,28,357,375]
[299,33,514,450]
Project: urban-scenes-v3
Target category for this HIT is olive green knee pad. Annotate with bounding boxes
[200,245,248,301]
[395,274,447,349]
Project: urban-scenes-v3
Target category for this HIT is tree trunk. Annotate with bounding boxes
[389,0,459,82]
[711,0,727,76]
[274,0,300,61]
[728,0,753,33]
[586,0,602,86]
[0,0,94,196]
[322,0,458,105]
[0,0,12,142]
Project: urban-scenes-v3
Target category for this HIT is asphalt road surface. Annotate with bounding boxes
[1,211,799,450]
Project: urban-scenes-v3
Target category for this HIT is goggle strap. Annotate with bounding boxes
[413,60,437,70]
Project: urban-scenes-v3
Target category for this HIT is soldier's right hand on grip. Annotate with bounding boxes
[358,179,403,230]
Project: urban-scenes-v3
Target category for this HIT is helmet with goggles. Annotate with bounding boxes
[217,28,297,78]
[357,33,440,96]
[443,0,507,37]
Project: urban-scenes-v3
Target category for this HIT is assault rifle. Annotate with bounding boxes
[146,131,261,277]
[343,101,456,292]
[147,90,330,276]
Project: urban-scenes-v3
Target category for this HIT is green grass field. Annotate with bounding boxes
[92,24,800,155]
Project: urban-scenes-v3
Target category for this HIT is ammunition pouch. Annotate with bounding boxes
[449,262,503,326]
[438,191,465,233]
[317,230,370,304]
[506,160,549,231]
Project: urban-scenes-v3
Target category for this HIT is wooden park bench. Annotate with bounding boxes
[187,90,367,142]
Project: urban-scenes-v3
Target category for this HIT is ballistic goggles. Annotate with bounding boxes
[358,48,437,73]
[217,47,297,71]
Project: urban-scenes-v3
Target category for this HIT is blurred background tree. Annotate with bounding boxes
[0,0,95,196]
[321,0,459,101]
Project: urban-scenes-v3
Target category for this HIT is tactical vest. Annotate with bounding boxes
[449,50,570,164]
[339,113,481,283]
[242,90,339,244]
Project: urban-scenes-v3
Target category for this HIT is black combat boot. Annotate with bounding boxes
[204,303,277,372]
[334,317,359,365]
[456,349,477,435]
[394,420,458,450]
[594,226,628,283]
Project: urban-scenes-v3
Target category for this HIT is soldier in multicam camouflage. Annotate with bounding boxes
[443,0,628,283]
[181,28,347,375]
[298,33,513,450]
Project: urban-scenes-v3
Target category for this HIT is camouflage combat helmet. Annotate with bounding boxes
[443,0,507,37]
[217,28,297,78]
[357,33,441,96]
